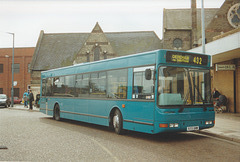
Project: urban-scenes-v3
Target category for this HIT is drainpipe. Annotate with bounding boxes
[201,0,206,54]
[233,59,237,113]
[191,0,198,48]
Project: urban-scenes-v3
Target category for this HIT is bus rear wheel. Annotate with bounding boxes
[53,104,60,121]
[113,109,124,134]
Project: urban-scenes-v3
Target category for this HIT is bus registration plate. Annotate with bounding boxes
[187,126,199,131]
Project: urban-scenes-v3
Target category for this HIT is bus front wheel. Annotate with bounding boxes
[113,109,123,134]
[53,104,60,121]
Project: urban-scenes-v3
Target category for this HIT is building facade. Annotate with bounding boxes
[189,28,240,113]
[30,23,162,95]
[163,0,240,51]
[162,7,218,51]
[164,0,240,113]
[0,47,35,98]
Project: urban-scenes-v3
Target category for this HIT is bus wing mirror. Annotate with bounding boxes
[145,69,152,80]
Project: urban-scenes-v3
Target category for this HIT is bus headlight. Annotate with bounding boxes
[169,123,179,128]
[205,121,213,125]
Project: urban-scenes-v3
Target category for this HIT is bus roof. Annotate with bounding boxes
[41,49,211,78]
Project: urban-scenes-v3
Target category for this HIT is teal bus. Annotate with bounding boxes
[40,49,214,134]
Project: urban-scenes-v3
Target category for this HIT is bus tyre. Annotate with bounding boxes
[54,104,60,121]
[113,109,124,135]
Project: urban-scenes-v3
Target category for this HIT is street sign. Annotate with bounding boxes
[13,81,17,86]
[216,64,236,71]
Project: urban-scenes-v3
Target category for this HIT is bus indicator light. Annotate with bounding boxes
[159,124,168,128]
[122,104,125,108]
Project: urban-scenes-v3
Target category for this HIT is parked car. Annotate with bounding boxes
[13,97,22,104]
[0,94,11,108]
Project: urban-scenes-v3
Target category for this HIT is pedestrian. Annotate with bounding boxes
[212,88,221,99]
[23,94,28,108]
[29,90,34,110]
[35,93,40,108]
[217,94,227,106]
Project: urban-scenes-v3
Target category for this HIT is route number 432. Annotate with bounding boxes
[193,57,202,65]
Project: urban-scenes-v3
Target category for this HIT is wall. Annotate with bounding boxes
[0,48,34,98]
[163,30,192,51]
[213,59,239,113]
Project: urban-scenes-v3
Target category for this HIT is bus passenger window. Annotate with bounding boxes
[133,66,155,100]
[41,79,46,97]
[46,78,53,96]
[90,72,106,98]
[64,75,75,97]
[107,69,127,99]
[76,74,90,97]
[53,76,67,97]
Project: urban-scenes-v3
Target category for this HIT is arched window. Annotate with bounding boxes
[94,46,100,61]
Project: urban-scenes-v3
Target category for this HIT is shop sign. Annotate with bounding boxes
[216,64,236,71]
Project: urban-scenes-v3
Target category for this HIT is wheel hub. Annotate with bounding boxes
[113,115,119,128]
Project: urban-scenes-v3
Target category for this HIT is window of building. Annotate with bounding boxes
[0,64,3,73]
[103,51,107,59]
[133,66,155,100]
[173,38,183,49]
[28,64,31,73]
[94,46,100,61]
[86,52,90,62]
[12,64,20,73]
[227,3,240,28]
[13,88,19,97]
[0,88,3,94]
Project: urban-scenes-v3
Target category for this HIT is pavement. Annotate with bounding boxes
[199,112,240,143]
[7,104,240,143]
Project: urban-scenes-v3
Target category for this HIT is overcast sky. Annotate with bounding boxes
[0,0,225,48]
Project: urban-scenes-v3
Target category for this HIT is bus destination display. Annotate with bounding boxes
[166,51,208,66]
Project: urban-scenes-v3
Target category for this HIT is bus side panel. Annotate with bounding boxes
[57,98,89,123]
[122,101,155,134]
[88,100,109,126]
[45,98,55,117]
[39,97,47,114]
[74,98,89,123]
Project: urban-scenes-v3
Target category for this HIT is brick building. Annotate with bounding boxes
[162,0,239,51]
[162,0,218,51]
[205,0,240,42]
[164,0,240,113]
[0,47,35,98]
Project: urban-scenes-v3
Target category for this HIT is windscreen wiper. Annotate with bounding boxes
[179,69,193,113]
[193,83,207,111]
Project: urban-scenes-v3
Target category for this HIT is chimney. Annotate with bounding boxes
[191,0,198,47]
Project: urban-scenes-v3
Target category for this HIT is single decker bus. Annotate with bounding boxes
[40,49,215,134]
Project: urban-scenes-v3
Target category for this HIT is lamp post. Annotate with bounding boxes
[6,32,15,107]
[201,0,206,54]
